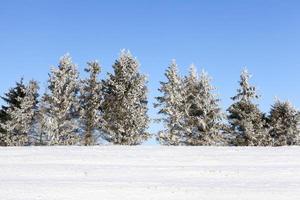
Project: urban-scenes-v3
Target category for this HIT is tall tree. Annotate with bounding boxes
[0,79,26,146]
[0,80,39,146]
[268,100,300,146]
[182,67,224,145]
[227,69,269,146]
[79,61,102,145]
[102,50,150,145]
[155,60,185,145]
[40,54,80,145]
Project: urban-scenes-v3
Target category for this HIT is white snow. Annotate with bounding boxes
[0,146,300,200]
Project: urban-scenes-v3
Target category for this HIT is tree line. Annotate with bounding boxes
[0,50,299,146]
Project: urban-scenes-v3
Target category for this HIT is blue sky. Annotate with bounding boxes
[1,0,300,144]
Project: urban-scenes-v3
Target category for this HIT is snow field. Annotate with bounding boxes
[0,146,300,200]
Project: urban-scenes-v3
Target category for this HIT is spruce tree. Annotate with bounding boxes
[155,60,185,145]
[227,69,269,146]
[0,79,26,146]
[0,80,39,146]
[102,50,149,145]
[182,67,223,145]
[40,54,80,145]
[268,100,300,146]
[79,61,102,145]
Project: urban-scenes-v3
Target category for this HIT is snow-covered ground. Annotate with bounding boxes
[0,146,299,200]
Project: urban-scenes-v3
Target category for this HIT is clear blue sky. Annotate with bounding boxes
[1,0,300,144]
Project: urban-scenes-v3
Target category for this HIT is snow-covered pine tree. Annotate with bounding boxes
[0,80,39,146]
[40,54,80,145]
[227,69,269,146]
[102,50,150,145]
[0,79,26,146]
[182,67,223,145]
[79,61,102,145]
[268,100,300,146]
[155,60,185,145]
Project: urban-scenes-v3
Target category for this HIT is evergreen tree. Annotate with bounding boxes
[0,80,39,146]
[102,50,150,145]
[79,61,102,145]
[268,100,300,146]
[0,79,26,146]
[40,54,80,145]
[155,60,185,145]
[182,67,223,145]
[227,69,269,146]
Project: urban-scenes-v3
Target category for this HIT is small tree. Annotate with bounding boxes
[0,80,39,146]
[155,60,185,145]
[79,61,102,145]
[268,100,300,146]
[40,54,80,145]
[0,79,26,146]
[102,50,150,145]
[182,67,224,145]
[227,69,269,146]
